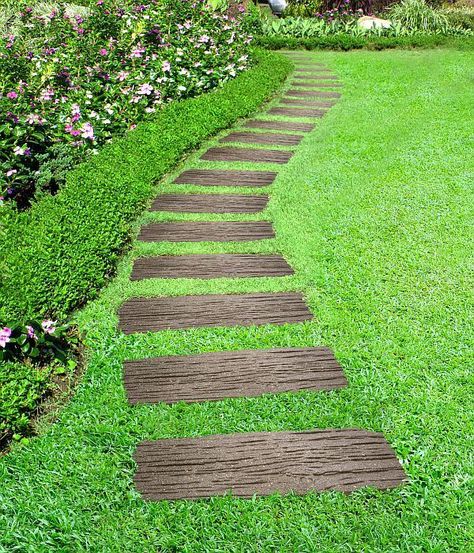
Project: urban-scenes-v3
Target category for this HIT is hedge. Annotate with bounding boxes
[255,34,474,51]
[0,49,293,321]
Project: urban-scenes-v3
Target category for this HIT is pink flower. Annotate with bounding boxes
[117,71,129,82]
[26,325,37,340]
[41,320,56,334]
[162,60,171,72]
[99,48,108,56]
[80,122,94,140]
[131,46,145,58]
[6,169,17,177]
[6,91,18,100]
[138,83,153,95]
[26,113,44,125]
[0,327,12,348]
[13,146,26,156]
[40,88,54,101]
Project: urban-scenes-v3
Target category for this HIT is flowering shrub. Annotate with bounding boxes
[0,0,253,207]
[0,319,75,364]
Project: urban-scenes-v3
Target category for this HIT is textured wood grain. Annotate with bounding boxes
[151,194,268,213]
[293,75,338,81]
[118,292,313,333]
[287,90,341,98]
[295,68,333,73]
[220,132,303,146]
[130,254,294,280]
[174,169,276,187]
[201,147,293,164]
[138,221,275,243]
[124,347,346,404]
[134,429,406,499]
[292,82,342,88]
[243,120,315,132]
[280,98,335,108]
[268,107,325,118]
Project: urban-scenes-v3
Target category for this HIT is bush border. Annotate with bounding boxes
[0,49,293,321]
[255,34,474,51]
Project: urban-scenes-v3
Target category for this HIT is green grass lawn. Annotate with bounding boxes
[1,48,473,552]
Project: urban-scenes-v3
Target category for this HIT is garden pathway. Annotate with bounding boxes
[119,53,406,500]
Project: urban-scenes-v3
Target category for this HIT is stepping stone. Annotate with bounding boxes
[244,120,314,132]
[134,429,406,500]
[138,221,275,243]
[295,68,332,73]
[174,169,276,187]
[292,82,342,88]
[294,75,339,81]
[220,131,303,147]
[130,254,294,280]
[287,90,341,98]
[281,98,334,108]
[268,107,325,118]
[118,292,313,333]
[124,347,347,404]
[201,147,293,164]
[151,194,268,213]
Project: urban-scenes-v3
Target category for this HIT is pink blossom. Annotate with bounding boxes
[26,325,37,340]
[117,71,129,82]
[40,89,55,101]
[6,91,18,100]
[131,46,146,58]
[99,48,108,56]
[80,122,95,140]
[41,320,56,334]
[0,327,12,348]
[138,83,153,95]
[162,60,171,72]
[26,114,44,125]
[6,169,17,177]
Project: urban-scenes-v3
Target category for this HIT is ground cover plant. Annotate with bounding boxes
[0,48,472,551]
[0,48,292,442]
[0,0,253,207]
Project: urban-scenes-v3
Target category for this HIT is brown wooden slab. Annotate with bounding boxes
[294,75,338,81]
[295,68,332,73]
[151,194,268,213]
[220,132,303,146]
[287,90,341,98]
[201,147,293,164]
[268,108,325,118]
[281,98,334,108]
[292,82,342,88]
[124,347,346,404]
[130,254,294,280]
[138,221,275,243]
[244,120,315,132]
[174,169,276,187]
[134,429,406,500]
[118,292,313,333]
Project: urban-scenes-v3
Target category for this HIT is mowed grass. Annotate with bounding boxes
[1,49,473,552]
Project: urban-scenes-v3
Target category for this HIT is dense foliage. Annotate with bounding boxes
[262,0,472,37]
[0,361,50,441]
[0,49,292,323]
[0,0,253,207]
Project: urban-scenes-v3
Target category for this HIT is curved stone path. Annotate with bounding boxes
[119,52,406,501]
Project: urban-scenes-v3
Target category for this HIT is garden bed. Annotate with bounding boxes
[0,47,292,443]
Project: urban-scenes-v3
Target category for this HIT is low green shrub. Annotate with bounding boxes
[388,0,452,32]
[441,6,474,31]
[261,12,472,37]
[0,49,292,322]
[0,361,50,441]
[255,32,474,48]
